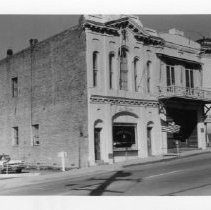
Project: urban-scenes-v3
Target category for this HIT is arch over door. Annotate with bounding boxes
[112,112,138,154]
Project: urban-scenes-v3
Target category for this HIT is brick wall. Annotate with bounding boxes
[0,25,88,168]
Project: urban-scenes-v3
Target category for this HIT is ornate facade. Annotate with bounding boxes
[85,15,211,165]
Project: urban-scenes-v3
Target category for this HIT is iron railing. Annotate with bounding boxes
[158,85,211,101]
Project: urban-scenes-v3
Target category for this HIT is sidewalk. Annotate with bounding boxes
[1,147,211,190]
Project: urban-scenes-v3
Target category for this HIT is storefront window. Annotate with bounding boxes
[113,124,136,148]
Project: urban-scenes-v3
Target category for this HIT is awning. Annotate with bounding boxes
[157,53,202,67]
[159,96,211,104]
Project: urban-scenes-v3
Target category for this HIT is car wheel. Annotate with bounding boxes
[0,167,4,174]
[16,169,22,173]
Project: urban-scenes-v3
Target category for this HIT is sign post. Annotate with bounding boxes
[58,152,67,172]
[175,140,180,155]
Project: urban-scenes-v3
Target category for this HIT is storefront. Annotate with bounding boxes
[113,123,138,160]
[159,98,207,153]
[166,107,198,152]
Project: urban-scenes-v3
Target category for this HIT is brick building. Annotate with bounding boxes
[0,24,88,168]
[0,15,211,168]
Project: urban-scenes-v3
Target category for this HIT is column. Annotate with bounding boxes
[159,107,168,154]
[137,107,148,158]
[104,104,113,164]
[153,109,165,155]
[197,107,206,149]
[88,117,95,166]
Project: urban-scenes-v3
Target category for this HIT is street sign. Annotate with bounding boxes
[57,151,67,158]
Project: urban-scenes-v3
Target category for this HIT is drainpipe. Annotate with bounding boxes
[29,39,38,145]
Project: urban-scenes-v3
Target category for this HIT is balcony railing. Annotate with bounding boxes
[158,85,211,101]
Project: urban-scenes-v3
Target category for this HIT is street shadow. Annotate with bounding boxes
[89,170,131,195]
[65,170,142,196]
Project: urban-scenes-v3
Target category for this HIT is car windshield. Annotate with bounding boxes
[0,155,10,161]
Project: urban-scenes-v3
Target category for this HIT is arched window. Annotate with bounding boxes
[134,58,139,92]
[119,47,128,90]
[146,61,151,93]
[93,51,99,87]
[109,52,115,89]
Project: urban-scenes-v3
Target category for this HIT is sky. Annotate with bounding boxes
[0,15,211,59]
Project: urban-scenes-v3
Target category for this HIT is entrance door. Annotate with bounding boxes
[186,69,194,95]
[166,65,175,86]
[147,127,152,156]
[186,69,194,89]
[94,128,101,161]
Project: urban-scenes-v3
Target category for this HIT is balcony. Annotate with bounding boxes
[158,85,211,103]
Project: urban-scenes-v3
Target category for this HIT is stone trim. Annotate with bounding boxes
[84,20,164,46]
[134,35,164,46]
[84,22,120,36]
[90,95,159,107]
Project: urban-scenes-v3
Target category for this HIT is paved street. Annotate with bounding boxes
[1,152,211,195]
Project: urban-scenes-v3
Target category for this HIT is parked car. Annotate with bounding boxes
[0,154,25,173]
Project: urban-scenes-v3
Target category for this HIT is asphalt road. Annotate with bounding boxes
[1,153,211,195]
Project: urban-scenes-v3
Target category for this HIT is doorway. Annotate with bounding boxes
[147,126,152,156]
[94,128,101,161]
[166,107,198,150]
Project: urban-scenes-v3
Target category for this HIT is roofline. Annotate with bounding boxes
[0,24,80,62]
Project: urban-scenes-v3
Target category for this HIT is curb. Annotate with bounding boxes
[0,173,40,178]
[34,150,211,178]
[123,150,211,168]
[1,150,211,181]
[43,150,211,179]
[0,150,211,191]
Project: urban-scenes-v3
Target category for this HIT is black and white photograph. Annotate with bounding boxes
[1,0,211,209]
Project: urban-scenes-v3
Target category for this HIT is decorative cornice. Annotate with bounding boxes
[90,95,159,108]
[84,22,120,36]
[134,35,164,46]
[84,19,164,46]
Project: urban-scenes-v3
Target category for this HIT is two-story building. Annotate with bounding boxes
[0,15,210,168]
[85,15,211,165]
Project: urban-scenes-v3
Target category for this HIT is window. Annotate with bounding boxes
[146,61,152,93]
[119,47,128,90]
[109,53,115,89]
[12,127,19,146]
[186,69,194,88]
[113,123,136,148]
[134,58,139,92]
[93,51,99,87]
[32,124,40,146]
[12,77,18,97]
[166,65,175,86]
